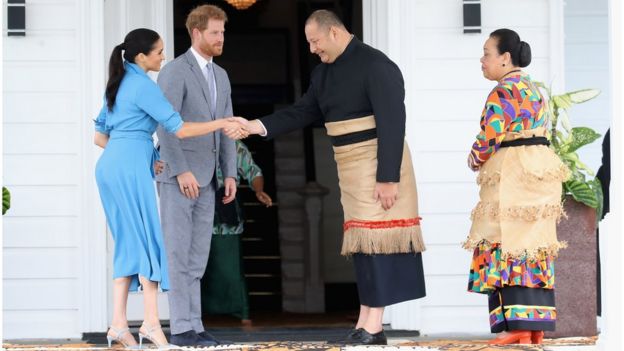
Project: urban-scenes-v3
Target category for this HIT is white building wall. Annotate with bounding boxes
[3,0,108,339]
[364,0,561,334]
[564,0,610,172]
[5,0,609,340]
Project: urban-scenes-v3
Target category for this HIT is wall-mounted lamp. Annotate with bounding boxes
[8,0,26,36]
[463,0,481,34]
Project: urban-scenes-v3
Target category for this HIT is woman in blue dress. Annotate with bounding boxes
[94,28,247,349]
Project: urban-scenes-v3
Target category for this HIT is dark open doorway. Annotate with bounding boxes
[172,0,363,324]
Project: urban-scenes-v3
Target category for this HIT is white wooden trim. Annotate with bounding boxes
[0,0,5,342]
[385,1,402,64]
[78,0,108,334]
[549,0,565,91]
[362,0,389,54]
[598,0,624,348]
[152,0,175,62]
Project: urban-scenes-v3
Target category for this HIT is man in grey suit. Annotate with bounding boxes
[156,4,235,347]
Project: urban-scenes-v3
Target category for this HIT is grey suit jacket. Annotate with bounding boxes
[156,49,236,187]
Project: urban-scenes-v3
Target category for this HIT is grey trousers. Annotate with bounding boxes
[158,181,215,334]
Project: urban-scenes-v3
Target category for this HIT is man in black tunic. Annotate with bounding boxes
[237,10,426,345]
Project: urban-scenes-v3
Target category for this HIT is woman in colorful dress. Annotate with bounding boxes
[464,28,570,345]
[201,140,272,325]
[94,28,246,349]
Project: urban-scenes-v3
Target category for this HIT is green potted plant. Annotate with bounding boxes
[2,186,10,215]
[537,83,603,213]
[537,83,602,338]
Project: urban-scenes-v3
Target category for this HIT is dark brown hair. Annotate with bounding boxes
[185,4,228,38]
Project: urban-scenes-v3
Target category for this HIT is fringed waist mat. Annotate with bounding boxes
[464,127,570,260]
[325,116,425,255]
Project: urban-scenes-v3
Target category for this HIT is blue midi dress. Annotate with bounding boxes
[95,62,183,292]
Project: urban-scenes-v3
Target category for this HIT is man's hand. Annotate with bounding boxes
[177,171,200,199]
[222,177,237,204]
[223,117,249,140]
[225,117,266,136]
[374,182,399,211]
[255,191,273,207]
[154,160,165,175]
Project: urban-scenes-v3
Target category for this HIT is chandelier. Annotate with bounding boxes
[224,0,258,10]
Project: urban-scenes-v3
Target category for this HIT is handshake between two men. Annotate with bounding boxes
[221,117,264,140]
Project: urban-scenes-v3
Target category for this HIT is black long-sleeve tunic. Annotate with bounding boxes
[260,37,406,182]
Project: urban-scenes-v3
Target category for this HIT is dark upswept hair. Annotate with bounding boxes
[105,28,161,111]
[489,28,532,68]
[305,9,346,31]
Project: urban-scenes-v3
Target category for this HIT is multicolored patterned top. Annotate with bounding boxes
[469,75,547,166]
[214,140,263,235]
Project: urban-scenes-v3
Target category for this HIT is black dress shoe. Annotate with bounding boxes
[358,329,387,345]
[327,328,363,344]
[170,330,217,347]
[197,330,225,345]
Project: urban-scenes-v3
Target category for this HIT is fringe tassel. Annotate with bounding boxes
[476,171,501,186]
[462,238,568,260]
[471,201,566,222]
[341,226,426,256]
[521,164,571,184]
[476,165,570,186]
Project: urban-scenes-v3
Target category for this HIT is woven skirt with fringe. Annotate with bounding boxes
[326,115,426,306]
[464,128,570,332]
[326,116,425,256]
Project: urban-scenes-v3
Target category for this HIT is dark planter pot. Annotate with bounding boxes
[546,195,598,338]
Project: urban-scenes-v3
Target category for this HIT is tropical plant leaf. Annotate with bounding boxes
[2,186,10,215]
[567,127,601,153]
[591,178,604,223]
[539,81,602,210]
[533,81,548,90]
[568,89,601,104]
[564,179,599,208]
[553,94,573,110]
[559,111,572,133]
[561,152,580,163]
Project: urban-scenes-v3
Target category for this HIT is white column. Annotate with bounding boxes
[101,0,174,323]
[152,0,175,61]
[363,0,422,331]
[599,0,624,349]
[362,0,389,54]
[78,0,108,333]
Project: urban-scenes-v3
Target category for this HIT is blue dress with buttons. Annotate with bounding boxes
[95,62,183,291]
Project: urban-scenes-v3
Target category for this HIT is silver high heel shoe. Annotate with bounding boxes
[106,326,140,350]
[138,323,180,350]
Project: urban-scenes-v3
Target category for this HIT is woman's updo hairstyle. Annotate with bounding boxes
[105,28,161,111]
[490,28,532,68]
